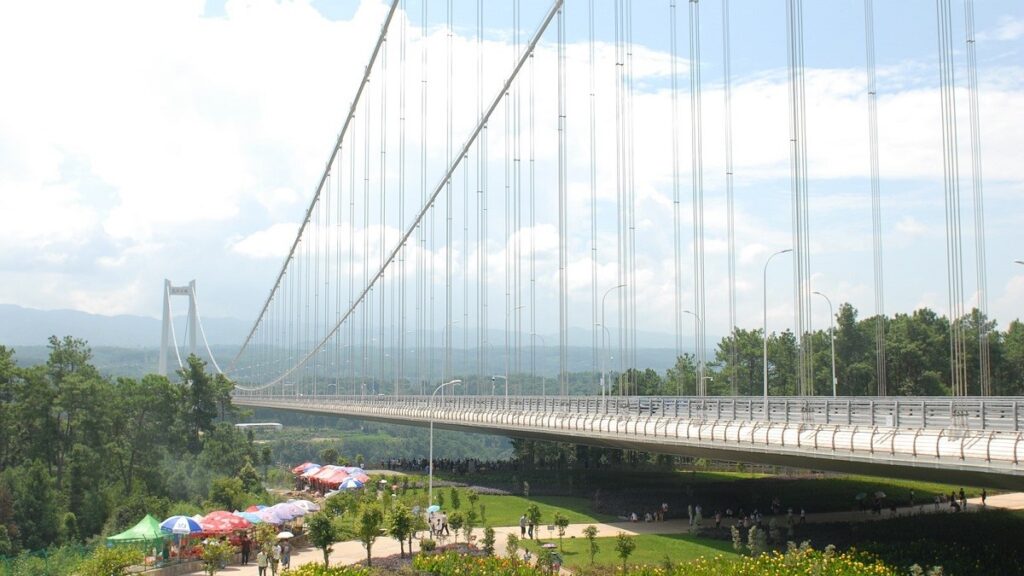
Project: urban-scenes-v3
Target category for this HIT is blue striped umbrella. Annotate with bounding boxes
[160,515,202,535]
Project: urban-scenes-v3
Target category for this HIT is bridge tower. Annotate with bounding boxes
[159,279,198,376]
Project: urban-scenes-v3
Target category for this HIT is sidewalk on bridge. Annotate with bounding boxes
[188,493,1022,575]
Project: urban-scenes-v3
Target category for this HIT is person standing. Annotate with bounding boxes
[527,517,535,539]
[520,514,527,537]
[281,541,291,570]
[256,549,268,576]
[241,537,251,565]
[270,543,281,576]
[982,489,988,507]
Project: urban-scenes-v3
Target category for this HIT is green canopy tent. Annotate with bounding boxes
[106,514,168,547]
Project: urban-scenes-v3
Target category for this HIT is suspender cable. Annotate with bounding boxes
[231,0,400,372]
[558,3,568,395]
[964,0,990,396]
[248,0,564,391]
[615,0,625,393]
[689,0,706,395]
[445,0,453,384]
[530,46,537,392]
[786,0,813,395]
[380,31,389,394]
[398,0,406,394]
[935,0,968,396]
[864,0,887,396]
[671,1,682,368]
[477,0,487,388]
[589,0,599,391]
[722,0,738,395]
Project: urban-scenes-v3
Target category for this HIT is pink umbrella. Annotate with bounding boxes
[257,508,286,525]
[200,511,252,534]
[268,502,305,520]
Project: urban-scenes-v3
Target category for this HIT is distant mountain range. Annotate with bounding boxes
[0,303,714,378]
[0,303,251,347]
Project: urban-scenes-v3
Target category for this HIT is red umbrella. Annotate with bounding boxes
[320,469,351,489]
[350,473,371,483]
[245,505,265,513]
[291,462,317,475]
[200,511,252,534]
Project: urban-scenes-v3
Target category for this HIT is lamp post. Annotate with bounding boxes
[812,290,838,397]
[600,284,627,399]
[683,309,704,395]
[491,374,509,398]
[763,248,793,414]
[429,379,462,506]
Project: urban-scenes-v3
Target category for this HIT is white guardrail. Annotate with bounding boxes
[234,394,1024,474]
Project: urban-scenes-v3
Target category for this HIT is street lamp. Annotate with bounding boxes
[429,379,462,506]
[763,248,793,412]
[600,284,627,399]
[812,290,838,397]
[491,374,509,398]
[683,310,704,395]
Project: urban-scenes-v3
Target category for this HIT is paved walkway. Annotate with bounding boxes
[189,493,1020,574]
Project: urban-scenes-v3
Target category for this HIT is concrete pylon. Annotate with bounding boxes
[159,279,199,376]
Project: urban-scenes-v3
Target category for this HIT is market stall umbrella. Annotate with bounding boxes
[276,531,295,540]
[245,505,267,512]
[201,511,253,534]
[288,499,320,513]
[339,477,364,490]
[160,515,203,535]
[268,502,305,520]
[257,508,286,525]
[301,466,326,479]
[350,473,371,484]
[291,462,319,474]
[343,467,365,475]
[234,511,264,524]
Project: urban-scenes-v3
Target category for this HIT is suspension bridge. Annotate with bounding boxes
[172,0,1019,486]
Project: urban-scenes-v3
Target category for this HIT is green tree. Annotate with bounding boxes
[467,489,479,514]
[583,525,599,565]
[319,447,340,466]
[1,460,59,550]
[462,509,478,544]
[449,486,461,510]
[260,446,273,480]
[201,539,236,575]
[386,503,414,558]
[615,532,636,570]
[448,511,465,543]
[76,545,143,576]
[481,526,496,556]
[355,502,384,567]
[209,476,247,512]
[554,512,569,551]
[306,512,339,567]
[177,355,220,454]
[238,458,262,494]
[526,504,542,540]
[505,533,520,560]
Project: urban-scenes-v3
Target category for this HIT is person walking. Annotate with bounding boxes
[256,549,268,576]
[982,489,988,507]
[241,537,251,565]
[281,541,291,570]
[520,514,527,537]
[527,518,535,539]
[270,543,281,576]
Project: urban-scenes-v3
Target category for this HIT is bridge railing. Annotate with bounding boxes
[234,393,1024,432]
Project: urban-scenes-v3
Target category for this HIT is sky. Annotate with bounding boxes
[0,0,1022,348]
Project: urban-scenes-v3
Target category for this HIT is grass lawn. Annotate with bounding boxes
[476,494,618,527]
[521,533,739,570]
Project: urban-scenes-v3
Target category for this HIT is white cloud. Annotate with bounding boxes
[979,15,1024,42]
